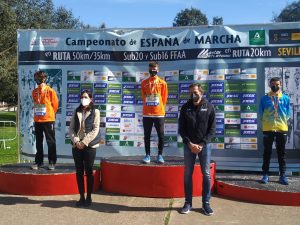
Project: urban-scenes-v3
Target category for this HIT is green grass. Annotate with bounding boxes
[0,111,17,121]
[0,111,19,165]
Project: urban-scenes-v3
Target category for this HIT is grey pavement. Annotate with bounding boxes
[0,191,299,225]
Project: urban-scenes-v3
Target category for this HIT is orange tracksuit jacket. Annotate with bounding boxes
[141,75,168,116]
[32,85,59,122]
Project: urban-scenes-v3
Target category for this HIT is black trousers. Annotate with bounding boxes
[34,122,56,164]
[262,131,287,176]
[72,147,96,199]
[143,117,165,155]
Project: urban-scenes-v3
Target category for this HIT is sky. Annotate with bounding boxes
[52,0,292,28]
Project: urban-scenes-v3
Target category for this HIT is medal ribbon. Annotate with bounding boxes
[271,96,279,118]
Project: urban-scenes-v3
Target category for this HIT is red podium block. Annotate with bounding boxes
[216,174,300,206]
[0,163,100,196]
[101,156,216,198]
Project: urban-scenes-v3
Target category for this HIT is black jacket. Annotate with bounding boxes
[179,99,216,146]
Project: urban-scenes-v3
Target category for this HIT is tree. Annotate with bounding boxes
[52,6,82,29]
[212,16,223,25]
[0,1,18,103]
[100,22,106,29]
[273,0,300,22]
[10,0,54,29]
[0,0,87,104]
[173,7,208,27]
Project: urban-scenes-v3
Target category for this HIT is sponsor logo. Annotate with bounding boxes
[121,113,135,118]
[106,112,120,117]
[94,83,107,88]
[225,143,241,149]
[197,49,231,59]
[269,29,300,44]
[225,105,241,111]
[241,138,257,143]
[241,113,257,119]
[241,144,257,150]
[249,30,265,45]
[31,37,59,46]
[212,143,224,149]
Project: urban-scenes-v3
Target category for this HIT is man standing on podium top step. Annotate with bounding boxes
[141,61,168,164]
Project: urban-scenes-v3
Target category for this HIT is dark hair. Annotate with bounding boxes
[78,90,94,111]
[34,71,47,80]
[269,77,282,84]
[189,83,204,94]
[149,61,159,68]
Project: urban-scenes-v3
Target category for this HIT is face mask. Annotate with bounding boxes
[149,70,157,76]
[81,98,90,106]
[191,93,201,102]
[271,85,279,93]
[35,78,44,85]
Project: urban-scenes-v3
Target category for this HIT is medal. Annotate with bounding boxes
[274,110,278,118]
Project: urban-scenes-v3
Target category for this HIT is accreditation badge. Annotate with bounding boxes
[145,94,160,106]
[34,104,46,116]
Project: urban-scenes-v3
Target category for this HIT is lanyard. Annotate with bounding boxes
[271,96,279,118]
[148,77,158,94]
[36,86,48,104]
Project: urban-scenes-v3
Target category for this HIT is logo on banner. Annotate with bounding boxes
[31,37,59,46]
[249,30,265,45]
[197,49,209,58]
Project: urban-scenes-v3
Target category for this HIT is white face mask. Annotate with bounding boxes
[81,98,90,106]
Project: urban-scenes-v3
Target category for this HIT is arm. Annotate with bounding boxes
[201,105,216,146]
[178,106,191,144]
[161,81,168,106]
[50,88,59,113]
[258,96,265,121]
[81,109,100,146]
[68,110,80,145]
[286,96,291,120]
[141,81,145,103]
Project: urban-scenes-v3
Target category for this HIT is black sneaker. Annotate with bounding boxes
[180,202,192,214]
[75,198,85,207]
[85,197,92,207]
[202,203,214,216]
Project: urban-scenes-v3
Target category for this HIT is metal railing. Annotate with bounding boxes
[0,121,17,149]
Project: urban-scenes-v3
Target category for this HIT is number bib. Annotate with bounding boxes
[34,104,46,116]
[146,94,160,106]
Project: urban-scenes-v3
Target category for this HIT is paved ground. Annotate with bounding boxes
[0,191,299,225]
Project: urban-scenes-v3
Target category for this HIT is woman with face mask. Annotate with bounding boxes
[69,90,101,207]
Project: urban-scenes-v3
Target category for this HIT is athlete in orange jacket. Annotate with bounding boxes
[31,71,59,170]
[141,61,168,164]
[141,72,168,116]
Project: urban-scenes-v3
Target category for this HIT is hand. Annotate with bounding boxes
[76,141,85,150]
[188,142,201,154]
